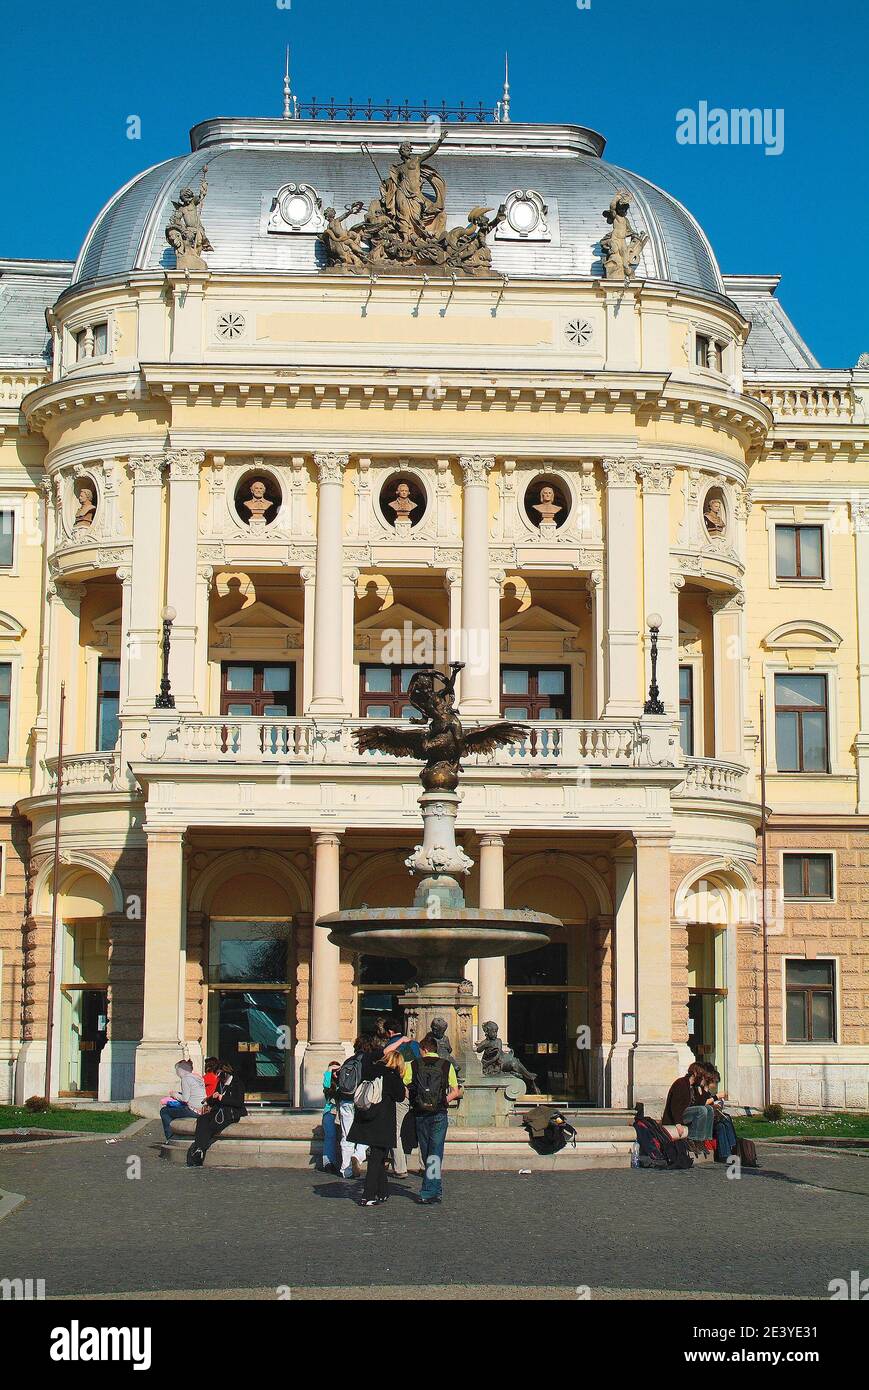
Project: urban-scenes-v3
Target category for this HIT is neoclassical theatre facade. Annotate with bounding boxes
[0,111,867,1112]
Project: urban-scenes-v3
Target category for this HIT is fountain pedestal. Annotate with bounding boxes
[324,786,559,1128]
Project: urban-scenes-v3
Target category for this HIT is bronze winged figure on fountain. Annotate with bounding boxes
[353,662,527,791]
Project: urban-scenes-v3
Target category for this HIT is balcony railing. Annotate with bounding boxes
[673,756,748,799]
[43,750,125,792]
[146,716,668,771]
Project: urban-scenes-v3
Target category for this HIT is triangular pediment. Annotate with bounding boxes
[217,601,302,634]
[356,602,439,634]
[501,605,577,634]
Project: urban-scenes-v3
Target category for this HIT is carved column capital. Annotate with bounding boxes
[126,454,165,486]
[314,452,349,485]
[459,454,495,487]
[637,462,675,495]
[167,449,205,482]
[602,457,637,488]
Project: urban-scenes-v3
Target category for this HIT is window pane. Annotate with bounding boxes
[801,711,828,771]
[97,695,119,751]
[679,666,693,700]
[0,512,13,568]
[507,941,568,986]
[782,855,805,899]
[225,665,254,692]
[537,669,565,696]
[811,992,834,1041]
[263,705,288,718]
[787,959,834,988]
[502,669,529,695]
[226,702,253,716]
[537,707,561,721]
[92,322,108,355]
[807,855,833,898]
[695,335,709,367]
[775,710,799,771]
[400,705,415,720]
[366,705,391,719]
[364,667,391,693]
[399,668,418,692]
[99,659,120,695]
[775,525,797,578]
[798,526,823,578]
[503,706,529,720]
[262,665,292,692]
[0,663,10,697]
[775,674,826,710]
[679,706,693,755]
[786,990,807,1041]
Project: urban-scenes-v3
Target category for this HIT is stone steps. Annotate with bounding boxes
[161,1109,635,1170]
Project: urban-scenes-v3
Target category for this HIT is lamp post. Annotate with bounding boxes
[643,611,665,714]
[155,605,177,709]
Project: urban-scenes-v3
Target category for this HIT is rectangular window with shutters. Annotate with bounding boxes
[782,853,834,901]
[774,673,829,772]
[96,659,121,751]
[0,663,10,762]
[775,524,824,581]
[679,665,694,755]
[786,959,835,1042]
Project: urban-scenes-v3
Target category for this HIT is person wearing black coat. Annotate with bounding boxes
[186,1064,248,1167]
[347,1050,406,1206]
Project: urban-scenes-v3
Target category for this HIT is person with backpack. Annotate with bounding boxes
[662,1061,715,1157]
[346,1047,407,1206]
[378,1016,420,1178]
[403,1031,462,1205]
[321,1059,342,1174]
[336,1034,374,1179]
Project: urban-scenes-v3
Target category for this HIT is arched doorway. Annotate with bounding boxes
[47,868,118,1099]
[193,856,307,1100]
[505,856,610,1101]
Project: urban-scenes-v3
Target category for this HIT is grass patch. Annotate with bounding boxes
[733,1111,869,1141]
[0,1105,133,1134]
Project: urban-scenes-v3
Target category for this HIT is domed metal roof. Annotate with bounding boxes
[72,119,723,295]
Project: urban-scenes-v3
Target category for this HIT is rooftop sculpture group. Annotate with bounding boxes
[322,133,507,276]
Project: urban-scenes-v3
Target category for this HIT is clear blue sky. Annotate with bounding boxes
[1,0,866,365]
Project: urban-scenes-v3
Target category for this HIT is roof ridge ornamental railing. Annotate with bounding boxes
[289,97,500,123]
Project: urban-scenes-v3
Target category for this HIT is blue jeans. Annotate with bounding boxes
[416,1111,449,1200]
[161,1102,199,1141]
[682,1104,715,1141]
[321,1110,340,1170]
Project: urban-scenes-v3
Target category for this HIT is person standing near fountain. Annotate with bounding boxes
[403,1032,462,1205]
[348,1048,408,1206]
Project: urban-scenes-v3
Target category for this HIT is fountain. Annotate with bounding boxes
[321,664,560,1127]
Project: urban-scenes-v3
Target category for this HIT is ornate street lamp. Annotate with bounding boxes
[155,605,177,709]
[643,611,665,715]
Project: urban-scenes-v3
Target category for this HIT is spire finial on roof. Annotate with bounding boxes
[502,52,511,123]
[282,46,297,120]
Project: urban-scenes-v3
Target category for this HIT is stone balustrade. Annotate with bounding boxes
[673,755,748,799]
[747,383,854,423]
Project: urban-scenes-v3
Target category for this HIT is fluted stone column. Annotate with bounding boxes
[638,461,676,713]
[310,453,349,714]
[124,456,165,713]
[709,591,746,762]
[134,828,186,1096]
[301,831,344,1106]
[603,458,642,716]
[459,455,495,715]
[477,833,507,1034]
[165,450,204,713]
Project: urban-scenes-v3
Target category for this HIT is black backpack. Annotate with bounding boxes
[634,1115,693,1170]
[523,1106,577,1154]
[337,1055,363,1098]
[412,1056,449,1113]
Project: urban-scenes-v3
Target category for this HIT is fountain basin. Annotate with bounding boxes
[323,905,556,981]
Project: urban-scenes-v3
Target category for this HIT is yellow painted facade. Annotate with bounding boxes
[0,113,867,1113]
